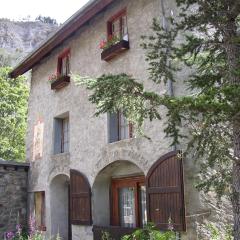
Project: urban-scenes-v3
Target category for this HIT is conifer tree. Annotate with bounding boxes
[75,0,240,238]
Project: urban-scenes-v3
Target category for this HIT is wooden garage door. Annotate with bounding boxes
[146,151,186,231]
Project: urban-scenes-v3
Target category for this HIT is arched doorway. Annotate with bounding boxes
[50,174,70,240]
[92,160,146,229]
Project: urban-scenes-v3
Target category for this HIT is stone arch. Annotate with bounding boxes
[92,148,148,182]
[50,174,70,240]
[48,165,70,185]
[92,159,145,226]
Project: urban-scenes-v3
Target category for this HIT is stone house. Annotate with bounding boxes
[10,0,229,239]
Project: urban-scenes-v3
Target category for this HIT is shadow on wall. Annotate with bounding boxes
[50,174,70,240]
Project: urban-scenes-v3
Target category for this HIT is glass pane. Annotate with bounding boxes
[119,187,136,228]
[112,19,121,39]
[140,186,147,226]
[62,118,69,152]
[119,113,129,140]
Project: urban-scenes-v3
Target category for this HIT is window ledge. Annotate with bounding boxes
[108,137,136,145]
[51,75,70,90]
[101,40,129,61]
[51,152,70,158]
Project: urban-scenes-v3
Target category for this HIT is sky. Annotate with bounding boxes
[0,0,90,23]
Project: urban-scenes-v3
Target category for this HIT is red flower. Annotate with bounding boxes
[99,39,106,49]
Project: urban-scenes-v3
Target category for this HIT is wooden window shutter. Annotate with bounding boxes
[108,112,119,143]
[70,170,92,225]
[146,151,186,231]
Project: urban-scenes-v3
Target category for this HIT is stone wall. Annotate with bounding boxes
[0,160,29,238]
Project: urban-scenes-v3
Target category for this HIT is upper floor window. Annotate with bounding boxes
[108,111,133,143]
[57,48,70,77]
[101,8,129,61]
[107,9,128,41]
[53,114,69,154]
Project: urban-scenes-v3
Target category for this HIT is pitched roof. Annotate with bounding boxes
[10,0,114,78]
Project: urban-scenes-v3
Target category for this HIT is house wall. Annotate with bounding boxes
[26,0,231,239]
[0,164,28,238]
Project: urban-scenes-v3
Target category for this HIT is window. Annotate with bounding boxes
[111,176,147,228]
[57,49,70,77]
[54,116,69,154]
[107,9,128,41]
[108,112,133,143]
[34,191,46,231]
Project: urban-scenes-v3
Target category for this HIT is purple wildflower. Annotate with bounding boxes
[28,214,36,237]
[16,224,22,235]
[5,231,15,240]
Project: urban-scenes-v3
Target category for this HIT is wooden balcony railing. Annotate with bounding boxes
[93,225,137,240]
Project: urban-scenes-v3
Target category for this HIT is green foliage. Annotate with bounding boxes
[101,231,113,240]
[203,223,233,240]
[35,15,58,25]
[100,223,175,240]
[121,223,175,240]
[0,67,29,161]
[74,0,240,201]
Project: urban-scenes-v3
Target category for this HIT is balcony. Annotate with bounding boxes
[51,75,70,90]
[93,225,136,240]
[101,40,129,61]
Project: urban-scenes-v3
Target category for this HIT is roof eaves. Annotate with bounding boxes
[10,0,114,78]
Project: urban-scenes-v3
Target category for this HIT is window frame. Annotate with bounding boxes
[118,111,133,140]
[53,115,70,155]
[108,111,133,143]
[61,117,69,153]
[107,8,127,40]
[110,175,146,228]
[57,48,70,77]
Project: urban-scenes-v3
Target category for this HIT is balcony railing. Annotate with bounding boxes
[93,225,137,240]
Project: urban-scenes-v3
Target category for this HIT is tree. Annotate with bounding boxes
[0,67,29,161]
[75,0,240,238]
[35,15,58,25]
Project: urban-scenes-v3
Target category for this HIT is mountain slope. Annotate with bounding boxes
[0,18,59,66]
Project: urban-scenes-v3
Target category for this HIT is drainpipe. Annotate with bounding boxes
[160,0,177,152]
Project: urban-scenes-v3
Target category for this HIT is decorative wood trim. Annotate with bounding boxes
[51,75,70,90]
[101,40,129,61]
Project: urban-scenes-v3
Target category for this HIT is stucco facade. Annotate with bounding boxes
[24,0,231,239]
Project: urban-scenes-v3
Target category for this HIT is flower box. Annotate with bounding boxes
[101,40,129,61]
[51,75,70,90]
